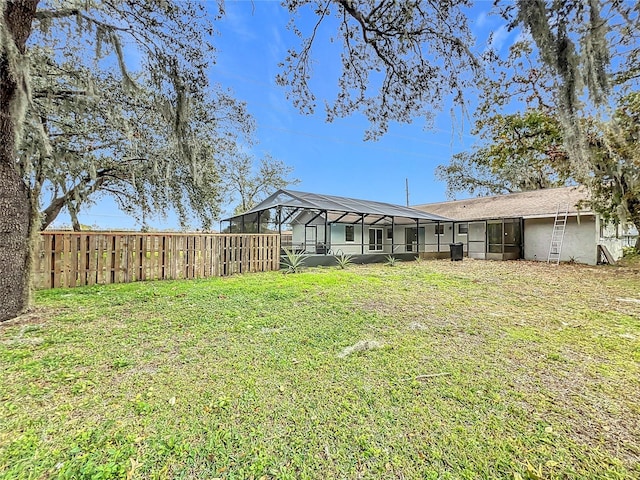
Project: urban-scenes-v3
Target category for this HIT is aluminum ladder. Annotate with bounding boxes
[547,203,569,264]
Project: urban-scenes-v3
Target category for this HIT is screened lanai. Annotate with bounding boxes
[222,190,452,263]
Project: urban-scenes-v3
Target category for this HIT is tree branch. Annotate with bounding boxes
[35,9,80,20]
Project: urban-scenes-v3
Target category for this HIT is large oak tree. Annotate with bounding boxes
[1,0,223,321]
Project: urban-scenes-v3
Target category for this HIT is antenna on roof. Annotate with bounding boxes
[405,178,410,207]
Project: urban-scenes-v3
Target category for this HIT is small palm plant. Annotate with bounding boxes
[281,248,308,274]
[385,255,400,267]
[334,252,354,269]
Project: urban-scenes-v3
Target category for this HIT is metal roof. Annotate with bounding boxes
[224,189,451,223]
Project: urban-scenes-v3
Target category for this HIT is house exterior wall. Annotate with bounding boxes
[524,215,597,264]
[422,222,454,253]
[291,212,326,251]
[331,224,424,255]
[291,220,392,255]
[291,220,450,255]
[330,224,365,255]
[288,208,635,264]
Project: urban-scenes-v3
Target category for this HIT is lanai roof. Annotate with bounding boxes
[413,186,590,221]
[224,189,451,225]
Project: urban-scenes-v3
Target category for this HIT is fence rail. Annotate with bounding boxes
[34,232,281,289]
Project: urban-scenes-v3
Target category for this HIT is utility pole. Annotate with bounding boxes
[405,178,409,207]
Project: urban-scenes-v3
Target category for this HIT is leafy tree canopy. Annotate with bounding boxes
[278,0,482,140]
[22,47,257,231]
[220,153,299,216]
[19,1,299,232]
[498,0,640,167]
[436,110,571,197]
[438,37,640,245]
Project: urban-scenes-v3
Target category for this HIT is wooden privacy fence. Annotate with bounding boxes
[34,232,281,289]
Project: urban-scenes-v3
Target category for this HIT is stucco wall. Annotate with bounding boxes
[292,221,445,255]
[423,222,454,253]
[524,215,597,264]
[292,221,391,255]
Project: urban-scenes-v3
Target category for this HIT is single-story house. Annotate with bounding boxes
[223,187,636,266]
[413,186,637,265]
[222,189,453,265]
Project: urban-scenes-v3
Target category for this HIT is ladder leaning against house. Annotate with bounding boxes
[547,203,569,264]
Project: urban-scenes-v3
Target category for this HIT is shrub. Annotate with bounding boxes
[280,248,308,274]
[385,255,400,267]
[334,253,354,269]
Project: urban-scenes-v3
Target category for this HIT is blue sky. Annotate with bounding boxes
[65,1,517,230]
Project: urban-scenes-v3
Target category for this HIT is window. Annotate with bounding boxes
[435,224,444,235]
[386,228,393,240]
[458,223,468,235]
[345,225,355,242]
[369,228,383,251]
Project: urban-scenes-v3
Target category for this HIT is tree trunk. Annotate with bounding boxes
[0,0,39,322]
[40,195,66,230]
[0,156,31,322]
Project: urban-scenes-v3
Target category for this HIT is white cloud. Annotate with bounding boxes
[476,11,488,29]
[487,24,511,53]
[223,3,257,42]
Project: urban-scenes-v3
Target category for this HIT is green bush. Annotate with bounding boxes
[280,248,308,274]
[384,255,400,267]
[334,253,354,269]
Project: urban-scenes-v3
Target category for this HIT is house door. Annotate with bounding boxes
[405,227,418,252]
[467,221,486,259]
[487,221,503,254]
[368,228,383,251]
[305,225,316,253]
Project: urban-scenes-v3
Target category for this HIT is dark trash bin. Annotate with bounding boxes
[449,242,463,261]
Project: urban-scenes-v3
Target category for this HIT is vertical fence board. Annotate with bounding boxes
[87,234,96,286]
[76,235,86,287]
[104,235,113,285]
[160,235,166,280]
[112,235,118,284]
[35,232,280,289]
[41,235,52,289]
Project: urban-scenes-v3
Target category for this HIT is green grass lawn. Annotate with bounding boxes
[1,260,639,479]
